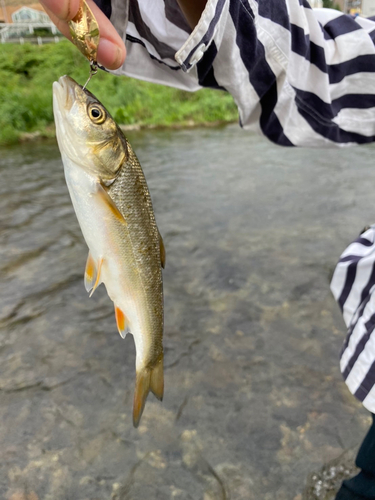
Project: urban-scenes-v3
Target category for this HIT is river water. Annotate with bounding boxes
[0,125,373,500]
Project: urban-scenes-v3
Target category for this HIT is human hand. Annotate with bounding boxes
[40,0,126,69]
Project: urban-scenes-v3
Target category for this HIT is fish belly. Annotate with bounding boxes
[62,155,158,369]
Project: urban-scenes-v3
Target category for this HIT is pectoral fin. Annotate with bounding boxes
[84,253,103,297]
[158,231,166,269]
[97,182,127,225]
[115,305,129,339]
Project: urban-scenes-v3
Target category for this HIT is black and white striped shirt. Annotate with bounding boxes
[98,0,375,410]
[331,228,375,414]
[102,0,375,147]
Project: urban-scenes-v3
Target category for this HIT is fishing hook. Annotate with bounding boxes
[82,60,98,90]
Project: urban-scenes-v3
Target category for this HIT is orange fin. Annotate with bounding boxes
[97,183,127,225]
[115,305,129,339]
[133,355,164,428]
[84,252,97,294]
[89,257,103,297]
[84,253,103,295]
[158,231,166,269]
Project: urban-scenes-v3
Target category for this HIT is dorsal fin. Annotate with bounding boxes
[158,231,166,269]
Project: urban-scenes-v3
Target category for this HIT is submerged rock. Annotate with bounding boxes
[303,450,358,500]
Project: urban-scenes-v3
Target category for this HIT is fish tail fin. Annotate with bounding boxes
[133,355,164,428]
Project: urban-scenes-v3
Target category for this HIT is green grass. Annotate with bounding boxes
[0,41,238,146]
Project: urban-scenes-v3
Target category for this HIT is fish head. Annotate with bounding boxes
[53,75,126,184]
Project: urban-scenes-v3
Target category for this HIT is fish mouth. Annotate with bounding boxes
[52,76,83,161]
[53,75,94,167]
[53,75,77,112]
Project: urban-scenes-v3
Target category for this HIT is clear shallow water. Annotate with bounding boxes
[0,125,373,500]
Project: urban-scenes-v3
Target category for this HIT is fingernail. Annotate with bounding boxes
[115,46,126,68]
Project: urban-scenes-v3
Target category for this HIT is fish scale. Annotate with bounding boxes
[107,142,164,366]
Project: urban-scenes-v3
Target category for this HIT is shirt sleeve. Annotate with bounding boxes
[108,0,375,146]
[331,226,375,414]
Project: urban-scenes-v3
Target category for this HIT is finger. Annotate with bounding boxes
[97,39,126,70]
[43,6,72,39]
[86,0,126,68]
[39,0,81,21]
[42,1,126,69]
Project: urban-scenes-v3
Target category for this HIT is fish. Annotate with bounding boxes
[52,75,165,427]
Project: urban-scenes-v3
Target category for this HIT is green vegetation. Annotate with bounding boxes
[322,0,342,10]
[0,41,238,146]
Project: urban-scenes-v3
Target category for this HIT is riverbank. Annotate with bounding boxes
[17,119,235,144]
[0,41,238,146]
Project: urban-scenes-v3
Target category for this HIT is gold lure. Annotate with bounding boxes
[68,0,99,88]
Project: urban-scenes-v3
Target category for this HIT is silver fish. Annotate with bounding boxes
[53,75,165,427]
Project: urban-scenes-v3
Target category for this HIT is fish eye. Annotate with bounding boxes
[88,104,106,124]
